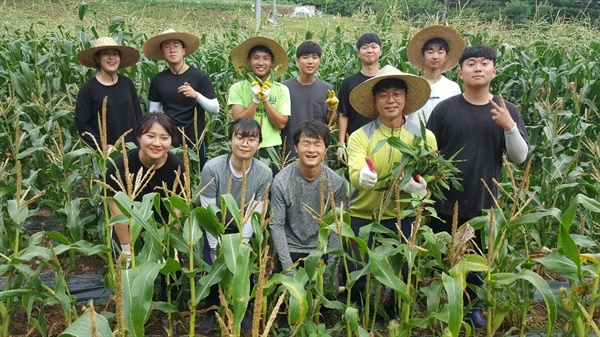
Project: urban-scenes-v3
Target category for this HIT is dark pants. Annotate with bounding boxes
[428,213,484,306]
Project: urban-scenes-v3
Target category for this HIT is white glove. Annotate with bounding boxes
[336,143,347,164]
[120,243,131,268]
[402,176,428,197]
[359,165,377,190]
[260,85,271,102]
[251,83,262,104]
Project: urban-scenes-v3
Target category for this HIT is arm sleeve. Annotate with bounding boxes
[269,181,294,271]
[505,125,529,164]
[195,95,220,115]
[149,101,162,113]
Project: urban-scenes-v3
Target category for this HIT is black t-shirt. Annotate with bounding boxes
[148,66,216,145]
[337,72,374,137]
[426,94,529,218]
[75,74,141,146]
[106,148,184,221]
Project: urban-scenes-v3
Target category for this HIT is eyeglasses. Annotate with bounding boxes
[375,91,406,102]
[232,136,259,145]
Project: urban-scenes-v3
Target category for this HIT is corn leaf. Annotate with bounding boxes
[58,310,111,337]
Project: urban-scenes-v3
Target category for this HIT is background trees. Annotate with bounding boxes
[298,0,600,24]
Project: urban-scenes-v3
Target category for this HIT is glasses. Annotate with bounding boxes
[232,136,259,145]
[375,91,405,102]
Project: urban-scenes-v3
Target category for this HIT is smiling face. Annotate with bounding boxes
[295,134,326,170]
[374,87,406,123]
[248,50,273,80]
[358,42,381,67]
[96,48,121,74]
[137,122,172,167]
[459,57,496,89]
[296,53,320,76]
[161,39,186,65]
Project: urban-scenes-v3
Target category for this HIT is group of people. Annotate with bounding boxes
[74,25,529,332]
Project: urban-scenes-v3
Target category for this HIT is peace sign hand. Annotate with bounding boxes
[489,94,516,131]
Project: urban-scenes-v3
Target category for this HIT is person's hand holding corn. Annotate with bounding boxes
[251,80,271,103]
[326,89,339,111]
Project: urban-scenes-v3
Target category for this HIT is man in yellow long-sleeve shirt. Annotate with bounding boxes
[347,65,436,237]
[345,65,436,313]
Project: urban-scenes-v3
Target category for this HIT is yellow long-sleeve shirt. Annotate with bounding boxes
[347,119,437,220]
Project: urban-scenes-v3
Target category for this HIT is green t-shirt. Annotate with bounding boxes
[227,80,291,148]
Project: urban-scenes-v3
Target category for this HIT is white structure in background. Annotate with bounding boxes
[291,5,317,17]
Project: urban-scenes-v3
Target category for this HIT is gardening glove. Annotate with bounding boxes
[250,82,262,104]
[336,143,347,164]
[401,175,428,198]
[359,164,378,190]
[120,243,131,268]
[326,89,339,111]
[259,84,271,102]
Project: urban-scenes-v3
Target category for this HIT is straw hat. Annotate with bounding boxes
[142,29,200,60]
[349,65,430,118]
[406,25,464,72]
[231,36,288,77]
[77,37,140,69]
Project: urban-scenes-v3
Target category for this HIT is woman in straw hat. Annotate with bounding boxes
[143,29,219,168]
[345,65,436,312]
[75,37,142,147]
[405,25,464,134]
[228,36,290,172]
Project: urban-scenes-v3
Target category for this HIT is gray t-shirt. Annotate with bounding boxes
[270,163,346,270]
[281,77,333,159]
[198,154,273,232]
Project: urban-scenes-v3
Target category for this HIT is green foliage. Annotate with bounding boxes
[0,3,599,336]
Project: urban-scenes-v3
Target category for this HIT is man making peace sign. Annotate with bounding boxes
[426,45,530,328]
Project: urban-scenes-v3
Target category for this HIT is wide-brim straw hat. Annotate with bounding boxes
[77,37,140,69]
[231,36,288,77]
[142,29,200,60]
[406,25,464,73]
[349,65,431,118]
